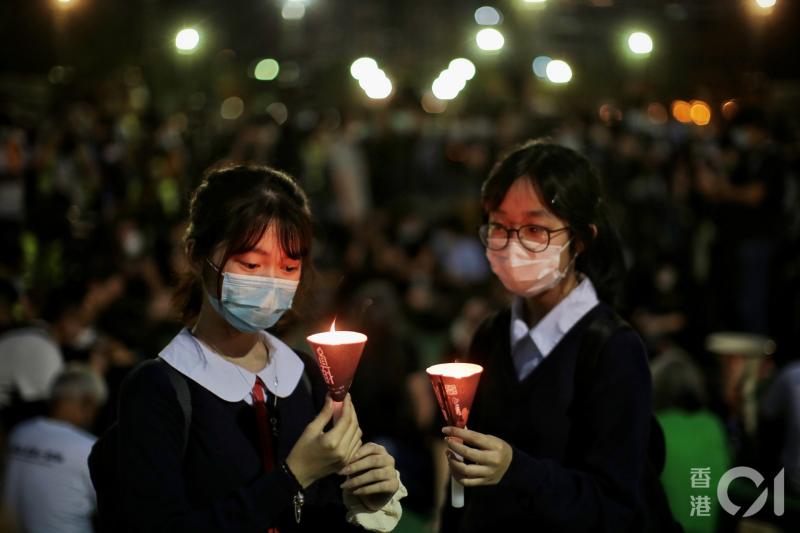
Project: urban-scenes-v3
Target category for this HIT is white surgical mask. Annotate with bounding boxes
[206,259,298,332]
[486,239,575,297]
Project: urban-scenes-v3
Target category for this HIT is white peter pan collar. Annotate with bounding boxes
[159,328,305,404]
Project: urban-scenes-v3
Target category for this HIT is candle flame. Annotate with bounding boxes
[330,319,337,333]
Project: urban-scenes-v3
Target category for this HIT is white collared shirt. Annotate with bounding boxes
[159,328,305,404]
[510,275,600,381]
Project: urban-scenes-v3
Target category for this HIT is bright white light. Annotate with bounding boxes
[350,57,378,80]
[358,68,392,100]
[532,56,551,78]
[254,59,280,81]
[432,70,467,100]
[448,58,476,80]
[545,59,572,84]
[175,28,200,52]
[358,69,392,99]
[476,28,505,51]
[282,1,306,20]
[755,0,776,8]
[474,6,501,26]
[627,32,653,55]
[524,0,547,3]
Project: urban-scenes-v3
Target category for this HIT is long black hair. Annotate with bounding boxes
[481,140,626,304]
[173,163,313,326]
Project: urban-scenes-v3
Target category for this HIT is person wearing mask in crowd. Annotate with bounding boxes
[116,164,405,532]
[440,141,660,532]
[3,363,106,533]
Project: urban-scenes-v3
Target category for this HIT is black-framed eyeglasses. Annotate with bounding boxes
[478,223,570,253]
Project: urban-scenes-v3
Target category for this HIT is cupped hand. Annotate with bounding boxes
[339,442,400,511]
[286,394,363,488]
[442,426,513,487]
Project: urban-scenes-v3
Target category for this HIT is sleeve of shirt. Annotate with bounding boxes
[118,360,298,532]
[341,470,407,532]
[497,329,652,532]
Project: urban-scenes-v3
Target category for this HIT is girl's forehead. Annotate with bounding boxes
[493,177,557,221]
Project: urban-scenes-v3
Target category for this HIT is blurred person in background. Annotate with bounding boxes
[2,363,106,533]
[698,107,786,335]
[439,141,670,532]
[651,349,731,533]
[0,287,79,433]
[112,163,404,531]
[759,358,800,527]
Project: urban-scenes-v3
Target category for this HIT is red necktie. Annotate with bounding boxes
[252,377,276,472]
[252,377,280,533]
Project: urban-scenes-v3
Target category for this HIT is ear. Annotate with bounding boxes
[574,225,597,255]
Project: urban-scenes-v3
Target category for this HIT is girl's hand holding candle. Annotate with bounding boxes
[426,362,484,508]
[441,426,513,486]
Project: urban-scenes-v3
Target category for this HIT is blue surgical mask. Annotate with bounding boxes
[205,259,299,332]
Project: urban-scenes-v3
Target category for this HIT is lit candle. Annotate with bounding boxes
[426,362,484,508]
[307,320,368,421]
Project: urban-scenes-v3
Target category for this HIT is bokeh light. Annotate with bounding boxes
[721,99,739,120]
[350,57,378,80]
[627,32,654,55]
[266,102,288,125]
[448,58,476,81]
[175,28,200,53]
[474,6,502,26]
[671,100,692,123]
[421,91,447,114]
[220,97,244,120]
[532,56,551,78]
[755,0,777,8]
[282,1,306,20]
[690,100,712,126]
[432,71,466,100]
[254,59,280,81]
[545,59,572,84]
[647,102,669,125]
[358,69,393,100]
[476,28,505,51]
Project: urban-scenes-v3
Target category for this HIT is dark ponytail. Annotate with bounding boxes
[481,140,626,304]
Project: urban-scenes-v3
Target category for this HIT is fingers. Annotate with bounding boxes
[442,426,492,450]
[339,443,394,476]
[326,394,355,442]
[320,395,361,465]
[306,395,334,433]
[445,438,490,465]
[447,454,492,484]
[342,468,398,495]
[344,427,363,463]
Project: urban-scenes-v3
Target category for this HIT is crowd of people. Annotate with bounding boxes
[0,71,799,532]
